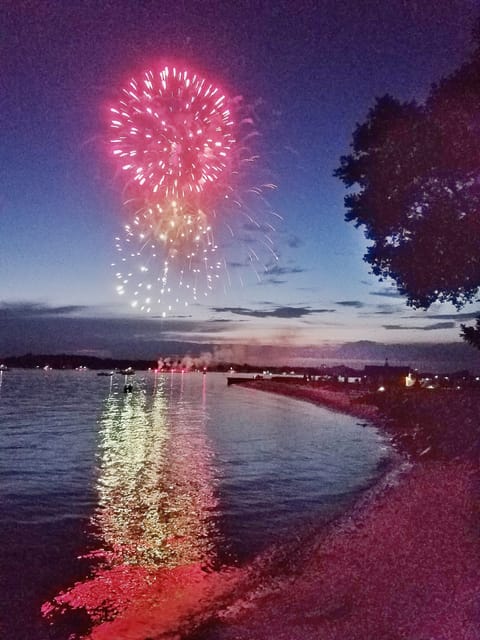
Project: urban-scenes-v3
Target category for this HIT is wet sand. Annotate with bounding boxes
[203,381,480,640]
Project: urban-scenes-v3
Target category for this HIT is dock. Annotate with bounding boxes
[227,376,261,386]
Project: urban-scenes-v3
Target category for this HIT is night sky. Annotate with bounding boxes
[2,0,480,368]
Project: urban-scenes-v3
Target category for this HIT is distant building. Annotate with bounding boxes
[364,359,410,387]
[337,374,363,384]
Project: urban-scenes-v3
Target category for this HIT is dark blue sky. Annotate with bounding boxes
[2,0,480,365]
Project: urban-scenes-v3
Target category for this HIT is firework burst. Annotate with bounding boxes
[110,66,235,201]
[112,199,223,314]
[108,65,280,314]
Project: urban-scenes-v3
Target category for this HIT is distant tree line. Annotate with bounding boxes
[335,21,480,349]
[2,353,157,370]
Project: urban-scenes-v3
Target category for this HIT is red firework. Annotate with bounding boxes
[110,66,235,200]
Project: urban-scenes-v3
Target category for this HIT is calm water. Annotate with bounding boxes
[0,370,390,639]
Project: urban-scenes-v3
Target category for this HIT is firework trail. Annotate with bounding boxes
[108,65,279,313]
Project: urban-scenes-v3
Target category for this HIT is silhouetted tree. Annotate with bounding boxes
[461,316,480,349]
[335,29,480,347]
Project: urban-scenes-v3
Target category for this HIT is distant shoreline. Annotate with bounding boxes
[212,380,480,639]
[2,352,480,376]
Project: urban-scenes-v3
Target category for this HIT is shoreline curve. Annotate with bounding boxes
[201,380,480,640]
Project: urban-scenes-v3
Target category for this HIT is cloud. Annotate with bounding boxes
[258,278,287,285]
[287,235,303,248]
[422,322,456,331]
[241,222,276,234]
[325,341,480,372]
[372,309,399,315]
[265,265,305,276]
[257,263,306,285]
[1,305,479,373]
[0,303,246,358]
[0,302,88,317]
[383,322,456,331]
[383,324,413,331]
[336,300,365,308]
[211,305,335,319]
[150,314,192,320]
[0,312,223,359]
[370,288,403,299]
[206,340,480,372]
[360,303,401,316]
[405,311,480,322]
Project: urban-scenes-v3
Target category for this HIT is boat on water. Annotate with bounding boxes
[119,367,135,376]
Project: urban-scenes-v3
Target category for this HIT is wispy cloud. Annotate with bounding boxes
[372,309,399,315]
[257,263,305,286]
[405,311,480,322]
[287,235,303,248]
[370,288,403,299]
[258,278,287,285]
[242,221,276,234]
[383,322,456,331]
[265,265,305,276]
[360,303,401,316]
[0,310,229,359]
[0,302,88,317]
[336,300,365,309]
[212,305,335,319]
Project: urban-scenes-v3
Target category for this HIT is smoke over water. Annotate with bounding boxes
[156,341,480,374]
[157,351,215,370]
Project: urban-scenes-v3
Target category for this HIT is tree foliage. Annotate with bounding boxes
[335,45,480,347]
[461,316,480,349]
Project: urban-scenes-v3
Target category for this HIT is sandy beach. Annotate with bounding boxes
[202,380,480,640]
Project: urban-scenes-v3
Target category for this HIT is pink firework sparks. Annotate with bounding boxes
[110,66,235,201]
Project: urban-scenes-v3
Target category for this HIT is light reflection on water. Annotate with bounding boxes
[94,373,218,568]
[41,373,224,634]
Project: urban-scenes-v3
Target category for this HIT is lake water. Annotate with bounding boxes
[0,370,390,639]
